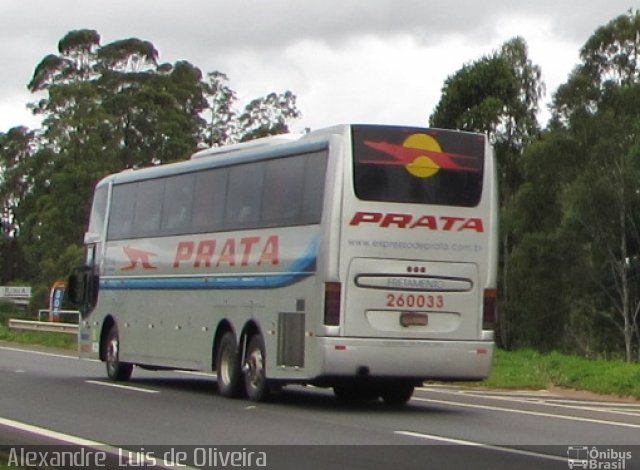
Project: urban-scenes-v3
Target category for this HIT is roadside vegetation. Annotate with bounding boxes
[0,306,75,350]
[477,349,640,400]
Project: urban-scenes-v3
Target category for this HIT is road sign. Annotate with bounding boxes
[0,286,32,299]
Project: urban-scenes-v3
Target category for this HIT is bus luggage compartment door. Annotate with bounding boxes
[343,258,480,340]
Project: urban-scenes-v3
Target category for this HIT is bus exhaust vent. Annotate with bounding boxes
[277,313,305,367]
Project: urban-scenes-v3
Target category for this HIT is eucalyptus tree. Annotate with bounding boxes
[3,28,302,298]
[202,73,301,145]
[239,91,301,142]
[549,10,640,361]
[0,127,36,283]
[203,71,238,146]
[430,36,544,348]
[22,29,207,288]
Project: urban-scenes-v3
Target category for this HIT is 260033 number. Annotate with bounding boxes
[386,293,444,309]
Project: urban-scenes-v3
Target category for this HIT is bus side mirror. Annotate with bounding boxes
[65,265,98,316]
[65,268,83,307]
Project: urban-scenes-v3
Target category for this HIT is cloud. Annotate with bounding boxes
[0,0,636,132]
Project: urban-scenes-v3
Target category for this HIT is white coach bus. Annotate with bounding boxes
[68,124,498,405]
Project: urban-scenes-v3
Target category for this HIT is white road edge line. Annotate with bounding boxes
[0,416,114,448]
[0,345,101,362]
[0,416,191,470]
[85,380,160,394]
[394,430,567,463]
[418,386,640,416]
[0,346,77,360]
[176,370,217,378]
[411,396,640,429]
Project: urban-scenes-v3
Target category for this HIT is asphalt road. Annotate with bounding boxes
[1,343,639,469]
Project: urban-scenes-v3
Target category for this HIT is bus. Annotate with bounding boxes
[68,124,498,405]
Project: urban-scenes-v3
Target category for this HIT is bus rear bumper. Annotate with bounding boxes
[317,337,494,381]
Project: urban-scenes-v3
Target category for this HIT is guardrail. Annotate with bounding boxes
[37,309,80,322]
[8,319,79,335]
[9,310,80,335]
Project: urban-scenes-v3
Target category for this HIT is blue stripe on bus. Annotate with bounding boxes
[100,237,319,291]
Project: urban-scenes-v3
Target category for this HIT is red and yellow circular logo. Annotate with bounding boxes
[363,133,479,178]
[402,134,443,178]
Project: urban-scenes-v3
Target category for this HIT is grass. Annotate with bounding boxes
[479,348,640,400]
[0,314,76,350]
[0,454,19,470]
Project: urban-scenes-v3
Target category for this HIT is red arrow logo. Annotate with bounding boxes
[121,246,158,271]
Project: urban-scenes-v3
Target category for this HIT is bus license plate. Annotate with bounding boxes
[400,312,428,327]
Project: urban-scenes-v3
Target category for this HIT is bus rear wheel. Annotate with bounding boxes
[380,381,414,406]
[243,334,269,402]
[216,332,242,398]
[333,383,379,402]
[105,324,133,381]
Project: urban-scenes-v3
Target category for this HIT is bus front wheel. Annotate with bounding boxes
[105,324,133,381]
[216,332,242,398]
[243,334,269,402]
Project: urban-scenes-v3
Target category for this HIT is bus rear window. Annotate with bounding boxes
[352,126,485,207]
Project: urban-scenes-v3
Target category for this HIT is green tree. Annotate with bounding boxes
[555,85,640,362]
[0,127,36,283]
[430,36,544,348]
[504,130,585,351]
[203,71,238,146]
[201,74,301,145]
[513,10,640,361]
[238,91,301,142]
[0,28,302,302]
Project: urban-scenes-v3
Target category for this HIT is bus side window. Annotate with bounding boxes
[262,157,304,226]
[192,168,227,233]
[225,163,264,230]
[162,173,195,235]
[133,179,164,237]
[108,183,137,240]
[88,185,108,237]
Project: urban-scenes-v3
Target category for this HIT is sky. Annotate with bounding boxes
[0,1,635,134]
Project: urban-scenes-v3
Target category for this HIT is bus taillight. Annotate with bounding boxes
[483,288,497,330]
[324,282,341,326]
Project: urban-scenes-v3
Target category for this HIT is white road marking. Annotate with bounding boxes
[0,345,100,362]
[0,417,190,470]
[175,370,216,378]
[394,430,567,463]
[85,380,160,394]
[411,396,640,429]
[0,416,116,447]
[419,384,554,396]
[0,345,77,360]
[418,386,640,418]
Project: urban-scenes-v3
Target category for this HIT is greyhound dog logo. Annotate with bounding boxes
[121,246,158,271]
[363,133,480,178]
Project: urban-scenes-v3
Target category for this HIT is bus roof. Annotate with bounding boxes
[94,124,486,189]
[190,134,305,159]
[96,125,350,188]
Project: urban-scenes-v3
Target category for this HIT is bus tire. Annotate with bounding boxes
[105,324,133,381]
[380,381,414,406]
[333,383,379,402]
[216,332,242,398]
[243,334,269,402]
